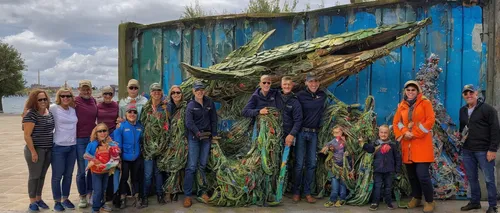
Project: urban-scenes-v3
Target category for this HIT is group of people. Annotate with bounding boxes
[21,72,500,213]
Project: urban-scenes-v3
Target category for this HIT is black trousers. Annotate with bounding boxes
[406,163,434,202]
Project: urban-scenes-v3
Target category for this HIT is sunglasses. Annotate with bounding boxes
[463,91,474,95]
[151,89,162,92]
[60,95,73,98]
[128,86,139,90]
[261,82,271,85]
[37,98,48,102]
[405,89,417,92]
[97,129,107,133]
[103,92,113,96]
[171,91,182,95]
[127,110,138,114]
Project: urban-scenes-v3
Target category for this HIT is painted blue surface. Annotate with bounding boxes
[428,4,449,106]
[447,5,464,126]
[163,29,183,94]
[132,2,486,127]
[371,7,403,125]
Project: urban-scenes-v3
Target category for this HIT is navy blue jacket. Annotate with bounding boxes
[362,139,402,173]
[242,88,282,117]
[280,92,302,137]
[114,120,143,161]
[296,89,327,129]
[185,96,218,138]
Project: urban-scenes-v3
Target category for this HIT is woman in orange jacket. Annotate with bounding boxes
[393,80,436,213]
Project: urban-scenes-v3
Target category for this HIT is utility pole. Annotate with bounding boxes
[37,70,40,85]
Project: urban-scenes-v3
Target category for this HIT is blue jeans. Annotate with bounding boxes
[372,172,393,205]
[76,137,92,196]
[51,145,77,201]
[183,136,211,197]
[463,149,497,207]
[329,177,346,202]
[293,131,318,195]
[91,173,109,212]
[144,158,166,196]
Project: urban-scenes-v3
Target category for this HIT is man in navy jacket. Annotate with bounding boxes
[280,76,302,147]
[242,75,282,118]
[293,73,327,203]
[183,81,218,208]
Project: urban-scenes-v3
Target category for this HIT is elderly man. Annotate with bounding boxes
[118,79,148,121]
[242,75,282,118]
[293,73,327,204]
[75,80,98,208]
[458,84,500,213]
[280,76,302,147]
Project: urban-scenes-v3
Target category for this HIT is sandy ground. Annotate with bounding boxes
[0,114,492,213]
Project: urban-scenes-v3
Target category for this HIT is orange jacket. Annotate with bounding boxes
[393,93,435,164]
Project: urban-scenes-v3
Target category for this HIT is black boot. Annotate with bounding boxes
[460,202,481,211]
[139,197,148,208]
[487,207,498,213]
[157,194,166,205]
[119,198,126,209]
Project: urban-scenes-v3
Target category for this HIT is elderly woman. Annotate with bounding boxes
[96,86,119,208]
[23,89,55,212]
[393,80,436,213]
[114,104,144,209]
[165,85,187,201]
[49,87,78,211]
[140,83,168,207]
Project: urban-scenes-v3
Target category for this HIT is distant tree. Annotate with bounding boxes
[246,0,298,13]
[181,0,206,18]
[0,41,26,113]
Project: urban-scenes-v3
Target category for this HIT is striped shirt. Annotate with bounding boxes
[23,110,55,148]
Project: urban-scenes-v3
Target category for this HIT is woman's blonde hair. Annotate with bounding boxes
[55,87,75,108]
[90,123,109,142]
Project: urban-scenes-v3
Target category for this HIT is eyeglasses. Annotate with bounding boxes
[103,92,113,96]
[60,95,73,98]
[37,98,48,102]
[261,82,271,85]
[97,129,107,133]
[171,91,182,95]
[405,89,417,92]
[127,110,138,114]
[128,86,139,90]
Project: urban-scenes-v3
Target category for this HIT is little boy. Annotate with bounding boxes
[360,125,402,211]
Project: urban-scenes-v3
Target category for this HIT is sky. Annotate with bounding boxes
[0,0,350,88]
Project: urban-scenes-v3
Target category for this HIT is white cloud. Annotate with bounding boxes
[41,47,118,88]
[1,30,71,75]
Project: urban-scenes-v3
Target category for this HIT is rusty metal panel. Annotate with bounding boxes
[138,29,162,94]
[163,28,183,93]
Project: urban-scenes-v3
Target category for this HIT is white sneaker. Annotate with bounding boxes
[78,196,88,208]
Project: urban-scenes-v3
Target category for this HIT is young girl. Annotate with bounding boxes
[84,123,120,213]
[321,126,348,208]
[360,125,401,211]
